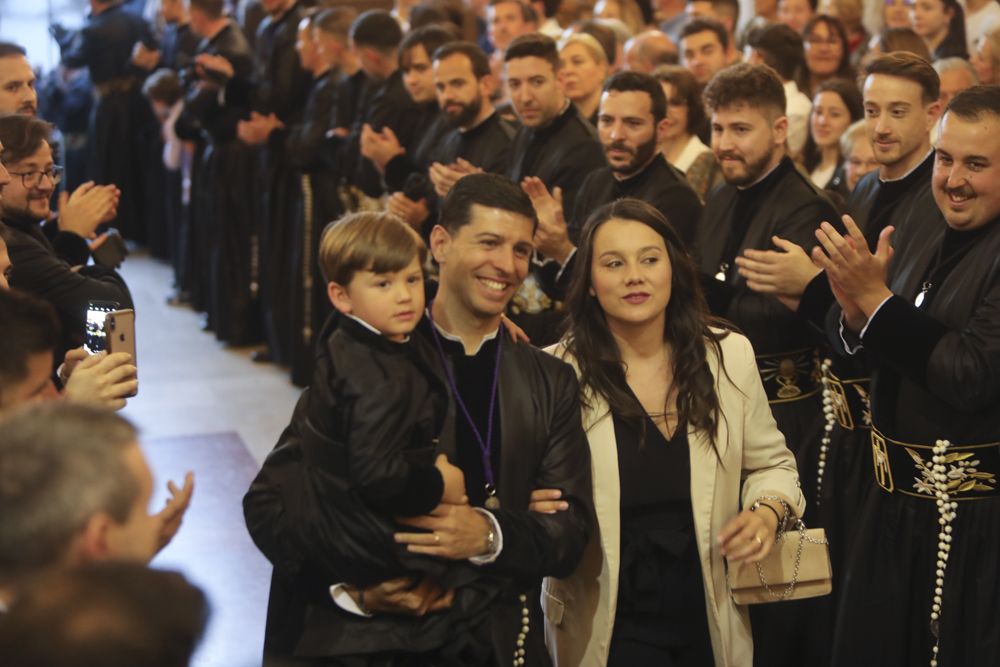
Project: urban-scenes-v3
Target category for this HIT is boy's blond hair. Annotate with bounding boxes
[318,212,426,285]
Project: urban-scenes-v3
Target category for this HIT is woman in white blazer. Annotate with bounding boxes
[539,199,805,667]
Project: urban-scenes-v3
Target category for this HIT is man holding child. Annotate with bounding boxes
[244,173,594,666]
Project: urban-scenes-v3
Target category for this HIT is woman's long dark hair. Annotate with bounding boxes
[801,77,864,174]
[563,199,729,450]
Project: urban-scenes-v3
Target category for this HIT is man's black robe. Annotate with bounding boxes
[504,103,605,339]
[696,155,839,667]
[226,1,312,364]
[798,152,937,586]
[830,213,1000,667]
[383,111,519,241]
[176,22,260,345]
[352,70,440,198]
[5,214,132,359]
[506,103,606,222]
[56,3,159,243]
[571,153,704,245]
[285,68,344,387]
[533,153,704,309]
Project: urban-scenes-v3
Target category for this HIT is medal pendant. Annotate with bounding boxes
[485,494,501,510]
[915,282,931,308]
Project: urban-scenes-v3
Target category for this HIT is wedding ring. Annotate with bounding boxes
[754,535,763,547]
[434,533,441,544]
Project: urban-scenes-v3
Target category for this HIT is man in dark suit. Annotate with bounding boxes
[244,173,594,667]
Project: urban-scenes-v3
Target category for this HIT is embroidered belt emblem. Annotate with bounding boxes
[827,377,854,430]
[872,431,894,492]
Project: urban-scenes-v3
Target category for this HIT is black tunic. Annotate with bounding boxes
[571,154,704,246]
[505,103,605,337]
[800,152,937,595]
[533,153,704,308]
[285,68,344,386]
[353,71,440,198]
[226,1,312,364]
[830,214,1000,667]
[384,111,519,241]
[4,214,132,359]
[177,22,260,345]
[696,156,839,667]
[506,102,606,222]
[607,414,714,667]
[56,4,159,243]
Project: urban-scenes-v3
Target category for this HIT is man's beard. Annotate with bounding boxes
[606,134,659,176]
[444,94,483,129]
[0,194,48,222]
[718,144,775,187]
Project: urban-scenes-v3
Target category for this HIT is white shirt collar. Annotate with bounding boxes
[427,308,500,355]
[345,313,409,342]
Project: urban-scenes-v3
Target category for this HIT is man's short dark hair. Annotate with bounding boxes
[0,289,59,406]
[0,562,209,667]
[945,85,1000,123]
[863,51,940,105]
[188,0,225,19]
[439,173,538,234]
[433,41,491,79]
[0,403,140,582]
[576,20,617,64]
[350,10,403,52]
[707,0,740,28]
[703,62,786,116]
[400,25,455,69]
[604,70,667,123]
[488,0,538,24]
[504,33,560,72]
[0,113,52,165]
[0,41,26,59]
[313,7,357,41]
[680,17,729,51]
[654,64,707,134]
[747,23,804,82]
[142,69,183,106]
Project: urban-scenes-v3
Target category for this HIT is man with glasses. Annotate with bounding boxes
[0,113,131,359]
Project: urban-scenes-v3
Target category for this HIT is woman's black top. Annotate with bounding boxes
[607,411,715,666]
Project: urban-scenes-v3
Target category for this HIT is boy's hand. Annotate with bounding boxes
[434,454,467,505]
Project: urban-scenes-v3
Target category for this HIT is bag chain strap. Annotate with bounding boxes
[749,494,829,601]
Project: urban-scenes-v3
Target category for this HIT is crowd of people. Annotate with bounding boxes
[1,0,999,665]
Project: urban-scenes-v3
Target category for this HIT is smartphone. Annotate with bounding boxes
[84,300,120,353]
[106,309,138,397]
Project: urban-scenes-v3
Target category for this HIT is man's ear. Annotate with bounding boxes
[328,281,353,314]
[429,224,451,265]
[655,115,671,143]
[926,99,943,132]
[772,114,789,147]
[479,73,496,100]
[73,513,113,564]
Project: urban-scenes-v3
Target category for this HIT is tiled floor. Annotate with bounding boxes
[119,252,301,464]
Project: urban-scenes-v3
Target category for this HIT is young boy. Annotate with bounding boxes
[266,211,498,664]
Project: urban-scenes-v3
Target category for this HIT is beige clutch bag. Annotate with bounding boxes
[728,524,833,605]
